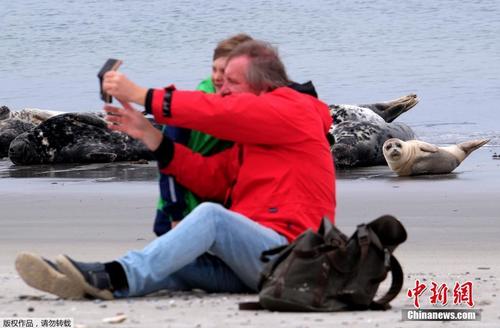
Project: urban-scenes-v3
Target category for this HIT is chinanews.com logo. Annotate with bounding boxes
[402,279,481,321]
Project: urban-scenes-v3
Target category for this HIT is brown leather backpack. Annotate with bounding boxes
[240,215,407,312]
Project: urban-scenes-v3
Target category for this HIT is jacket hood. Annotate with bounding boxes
[287,81,332,134]
[287,80,318,98]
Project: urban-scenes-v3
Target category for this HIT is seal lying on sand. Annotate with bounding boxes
[0,106,64,158]
[329,94,418,167]
[332,94,418,124]
[0,106,63,125]
[0,119,36,158]
[4,94,417,166]
[382,138,490,176]
[8,113,154,165]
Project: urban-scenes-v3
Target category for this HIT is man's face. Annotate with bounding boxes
[220,56,254,96]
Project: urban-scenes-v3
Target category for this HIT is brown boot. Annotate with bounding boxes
[15,252,85,299]
[56,254,114,300]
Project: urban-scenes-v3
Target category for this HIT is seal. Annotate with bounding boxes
[3,94,418,166]
[0,106,64,125]
[0,106,65,157]
[330,120,415,167]
[328,94,418,167]
[330,94,418,124]
[0,106,11,120]
[382,138,490,176]
[0,119,36,158]
[356,94,418,123]
[8,113,154,165]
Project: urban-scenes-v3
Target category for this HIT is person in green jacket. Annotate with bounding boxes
[154,33,253,236]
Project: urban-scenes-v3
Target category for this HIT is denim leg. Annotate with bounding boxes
[117,202,288,297]
[118,253,253,297]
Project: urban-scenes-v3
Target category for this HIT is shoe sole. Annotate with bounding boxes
[15,252,84,299]
[55,255,114,300]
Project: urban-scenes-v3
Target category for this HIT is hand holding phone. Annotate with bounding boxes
[98,58,123,103]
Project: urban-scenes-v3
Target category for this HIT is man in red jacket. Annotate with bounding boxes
[15,40,336,299]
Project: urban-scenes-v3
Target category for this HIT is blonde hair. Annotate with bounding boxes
[213,33,253,61]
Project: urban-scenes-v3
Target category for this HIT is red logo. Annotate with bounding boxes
[453,281,474,307]
[407,280,474,308]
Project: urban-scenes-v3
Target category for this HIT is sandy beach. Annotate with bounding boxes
[1,146,499,327]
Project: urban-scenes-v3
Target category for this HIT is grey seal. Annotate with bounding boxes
[329,94,418,167]
[382,138,490,176]
[331,94,418,124]
[0,106,64,157]
[0,106,63,124]
[3,94,417,166]
[0,119,36,158]
[8,113,154,165]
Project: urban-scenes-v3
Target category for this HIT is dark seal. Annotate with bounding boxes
[8,113,154,165]
[0,106,65,157]
[0,118,36,158]
[331,120,415,167]
[329,94,418,167]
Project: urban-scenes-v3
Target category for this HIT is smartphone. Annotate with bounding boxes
[98,58,123,103]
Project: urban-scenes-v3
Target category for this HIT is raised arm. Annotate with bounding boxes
[158,143,237,201]
[145,87,330,145]
[104,101,235,201]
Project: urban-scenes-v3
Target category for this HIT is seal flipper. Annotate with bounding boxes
[418,142,439,153]
[87,152,117,163]
[443,138,490,163]
[358,94,419,123]
[457,139,489,156]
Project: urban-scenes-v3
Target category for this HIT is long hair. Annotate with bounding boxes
[227,40,289,93]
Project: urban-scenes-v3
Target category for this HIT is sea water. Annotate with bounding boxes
[1,0,499,146]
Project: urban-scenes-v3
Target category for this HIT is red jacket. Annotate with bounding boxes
[150,86,336,241]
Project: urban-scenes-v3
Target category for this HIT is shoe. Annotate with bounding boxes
[55,255,114,300]
[15,252,85,299]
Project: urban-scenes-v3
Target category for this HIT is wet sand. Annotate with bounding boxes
[1,147,499,327]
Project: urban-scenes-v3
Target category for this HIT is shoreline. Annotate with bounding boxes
[0,147,499,327]
[1,145,498,181]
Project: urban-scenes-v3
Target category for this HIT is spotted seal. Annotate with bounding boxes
[8,113,154,165]
[328,94,418,167]
[4,94,417,166]
[382,138,489,176]
[331,94,418,124]
[0,119,36,158]
[0,106,65,158]
[0,106,64,124]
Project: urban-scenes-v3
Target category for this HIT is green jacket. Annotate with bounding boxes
[157,77,233,218]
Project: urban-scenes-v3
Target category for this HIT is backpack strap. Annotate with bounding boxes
[260,244,289,262]
[369,254,404,310]
[356,224,371,261]
[239,244,294,311]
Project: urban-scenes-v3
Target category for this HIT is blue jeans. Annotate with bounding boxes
[117,202,288,297]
